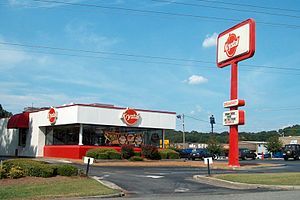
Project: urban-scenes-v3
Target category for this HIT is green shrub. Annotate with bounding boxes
[0,168,7,179]
[134,152,141,157]
[121,145,135,159]
[54,164,78,176]
[86,148,118,159]
[9,166,24,179]
[159,151,168,159]
[141,145,161,160]
[168,151,180,159]
[129,156,144,161]
[97,153,109,159]
[3,159,55,178]
[108,151,122,160]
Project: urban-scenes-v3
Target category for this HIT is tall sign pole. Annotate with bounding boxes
[217,19,255,167]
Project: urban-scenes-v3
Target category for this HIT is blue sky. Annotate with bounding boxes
[1,0,300,133]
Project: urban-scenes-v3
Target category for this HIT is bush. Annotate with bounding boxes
[9,166,24,179]
[121,145,135,159]
[0,168,7,179]
[3,159,55,178]
[129,156,144,161]
[141,145,161,160]
[159,149,180,159]
[108,151,121,160]
[168,151,180,159]
[97,153,109,159]
[159,151,168,159]
[86,148,118,159]
[134,152,141,157]
[54,164,78,176]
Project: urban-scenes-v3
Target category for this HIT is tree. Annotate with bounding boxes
[0,104,13,118]
[265,136,283,154]
[206,136,224,156]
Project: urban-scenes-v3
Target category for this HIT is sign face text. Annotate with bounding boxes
[223,99,245,108]
[122,108,140,126]
[48,108,57,125]
[223,110,245,126]
[217,19,255,68]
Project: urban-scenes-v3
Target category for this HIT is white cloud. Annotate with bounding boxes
[185,75,208,85]
[202,32,218,48]
[65,22,119,50]
[8,0,83,8]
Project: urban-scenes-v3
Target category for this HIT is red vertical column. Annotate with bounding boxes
[228,62,240,167]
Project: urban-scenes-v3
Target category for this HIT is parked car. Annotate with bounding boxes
[239,148,257,160]
[178,148,193,159]
[257,152,271,159]
[189,148,215,160]
[283,144,300,161]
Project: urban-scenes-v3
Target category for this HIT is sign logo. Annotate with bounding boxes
[48,108,57,125]
[122,108,140,126]
[224,33,240,57]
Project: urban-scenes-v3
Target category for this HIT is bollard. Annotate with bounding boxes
[207,158,211,176]
[86,158,90,176]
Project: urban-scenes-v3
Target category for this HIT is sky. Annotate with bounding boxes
[1,0,300,133]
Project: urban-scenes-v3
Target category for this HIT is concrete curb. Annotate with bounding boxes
[91,176,125,197]
[193,175,300,190]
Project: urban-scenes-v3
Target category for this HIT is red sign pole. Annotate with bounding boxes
[228,62,240,167]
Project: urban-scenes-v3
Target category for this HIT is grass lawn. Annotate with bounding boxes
[0,176,118,200]
[215,173,300,186]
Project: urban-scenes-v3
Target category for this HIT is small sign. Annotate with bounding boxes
[83,156,94,165]
[223,110,245,126]
[223,99,245,108]
[48,107,57,125]
[217,19,255,68]
[121,108,140,126]
[204,157,213,165]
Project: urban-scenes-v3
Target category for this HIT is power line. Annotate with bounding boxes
[2,41,300,74]
[151,0,300,19]
[185,114,223,126]
[194,0,300,14]
[30,0,300,29]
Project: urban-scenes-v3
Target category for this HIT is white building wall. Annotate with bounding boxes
[0,118,18,156]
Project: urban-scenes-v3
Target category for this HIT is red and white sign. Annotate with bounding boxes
[48,108,57,125]
[122,108,140,126]
[223,99,245,108]
[217,19,255,68]
[223,110,245,126]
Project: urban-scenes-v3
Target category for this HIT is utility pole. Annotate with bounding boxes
[177,114,185,148]
[210,115,215,134]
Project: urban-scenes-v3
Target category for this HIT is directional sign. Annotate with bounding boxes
[223,110,245,126]
[223,99,245,108]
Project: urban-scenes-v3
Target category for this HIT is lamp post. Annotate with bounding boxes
[210,115,215,134]
[177,114,185,147]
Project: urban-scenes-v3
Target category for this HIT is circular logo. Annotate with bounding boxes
[122,108,140,126]
[48,108,57,124]
[224,33,240,57]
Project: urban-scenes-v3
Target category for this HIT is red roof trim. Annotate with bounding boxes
[7,112,30,129]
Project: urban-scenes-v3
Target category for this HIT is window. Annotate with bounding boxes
[46,125,79,145]
[18,128,28,147]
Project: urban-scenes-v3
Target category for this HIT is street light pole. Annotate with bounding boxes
[210,115,215,134]
[177,114,186,148]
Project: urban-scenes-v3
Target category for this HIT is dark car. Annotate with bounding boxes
[283,144,300,161]
[178,148,193,159]
[188,148,214,160]
[239,148,257,160]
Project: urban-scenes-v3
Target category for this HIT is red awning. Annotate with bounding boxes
[7,112,30,129]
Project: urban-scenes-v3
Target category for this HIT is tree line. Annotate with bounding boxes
[165,125,300,144]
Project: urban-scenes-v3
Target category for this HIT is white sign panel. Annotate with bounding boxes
[204,157,213,165]
[223,110,239,126]
[83,156,94,164]
[217,23,250,64]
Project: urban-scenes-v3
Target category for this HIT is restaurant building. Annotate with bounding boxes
[0,103,176,159]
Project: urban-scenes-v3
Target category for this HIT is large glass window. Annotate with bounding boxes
[18,128,28,147]
[46,125,79,145]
